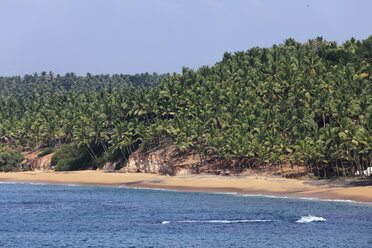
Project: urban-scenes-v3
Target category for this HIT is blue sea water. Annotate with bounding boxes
[0,183,371,248]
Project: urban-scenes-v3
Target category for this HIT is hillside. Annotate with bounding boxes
[0,36,371,178]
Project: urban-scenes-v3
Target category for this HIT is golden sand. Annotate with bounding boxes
[0,171,371,202]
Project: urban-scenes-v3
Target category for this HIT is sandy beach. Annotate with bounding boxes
[0,170,372,203]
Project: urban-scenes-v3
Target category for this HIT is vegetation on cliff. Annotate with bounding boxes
[0,150,24,172]
[51,144,92,171]
[0,36,371,177]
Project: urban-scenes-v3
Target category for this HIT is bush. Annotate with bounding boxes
[115,162,124,171]
[55,158,78,171]
[22,164,31,171]
[52,144,91,171]
[37,148,55,157]
[0,150,24,172]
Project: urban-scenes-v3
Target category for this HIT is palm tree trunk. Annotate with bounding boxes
[334,162,339,177]
[87,144,97,160]
[316,161,320,177]
[346,144,354,175]
[120,149,127,162]
[129,144,133,154]
[354,151,363,178]
[100,141,108,155]
[340,158,346,177]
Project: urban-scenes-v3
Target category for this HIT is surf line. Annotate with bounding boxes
[161,219,274,224]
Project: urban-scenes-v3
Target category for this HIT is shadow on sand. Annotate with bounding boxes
[345,177,372,187]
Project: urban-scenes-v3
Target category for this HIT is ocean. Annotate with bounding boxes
[0,183,371,248]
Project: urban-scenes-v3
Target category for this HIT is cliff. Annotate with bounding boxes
[120,145,250,176]
[22,151,54,171]
[18,146,308,177]
[121,145,198,175]
[120,145,309,178]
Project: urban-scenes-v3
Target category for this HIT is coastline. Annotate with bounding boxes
[0,171,372,203]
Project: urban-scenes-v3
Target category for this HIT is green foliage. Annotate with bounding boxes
[52,145,91,171]
[37,148,55,157]
[114,162,124,171]
[0,150,24,172]
[0,72,168,100]
[22,164,32,171]
[0,36,371,178]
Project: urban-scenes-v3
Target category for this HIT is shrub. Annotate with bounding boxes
[0,150,24,172]
[37,148,55,157]
[55,158,77,171]
[52,144,91,171]
[115,162,124,171]
[22,164,31,171]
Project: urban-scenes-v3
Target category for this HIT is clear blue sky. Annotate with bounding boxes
[0,0,371,76]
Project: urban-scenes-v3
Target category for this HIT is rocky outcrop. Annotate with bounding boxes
[103,162,116,172]
[121,145,203,175]
[355,167,372,176]
[22,152,54,171]
[120,145,241,176]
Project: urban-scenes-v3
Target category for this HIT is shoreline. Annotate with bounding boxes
[1,171,372,203]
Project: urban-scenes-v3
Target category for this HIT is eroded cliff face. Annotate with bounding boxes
[120,145,305,177]
[22,152,54,171]
[121,145,203,175]
[120,145,239,176]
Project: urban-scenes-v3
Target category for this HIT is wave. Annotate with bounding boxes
[296,215,326,223]
[238,194,360,204]
[214,192,239,195]
[29,182,48,185]
[161,219,273,224]
[0,181,44,185]
[121,187,370,205]
[0,181,78,186]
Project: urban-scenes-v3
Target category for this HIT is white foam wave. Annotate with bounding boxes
[161,219,272,224]
[0,181,26,184]
[238,194,359,204]
[296,215,326,223]
[29,182,48,185]
[119,186,180,192]
[0,181,80,187]
[115,186,369,205]
[239,194,289,199]
[214,192,238,195]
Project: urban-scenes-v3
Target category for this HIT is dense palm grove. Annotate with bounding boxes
[0,72,168,99]
[0,36,371,177]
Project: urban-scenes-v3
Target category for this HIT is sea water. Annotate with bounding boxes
[0,183,371,248]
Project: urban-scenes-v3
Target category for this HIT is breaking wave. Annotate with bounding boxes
[161,219,273,224]
[296,215,326,223]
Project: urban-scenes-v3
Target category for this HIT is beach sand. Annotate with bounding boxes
[0,170,371,202]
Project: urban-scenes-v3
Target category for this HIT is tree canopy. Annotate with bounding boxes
[0,72,168,99]
[0,36,371,177]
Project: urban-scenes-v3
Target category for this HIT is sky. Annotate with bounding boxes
[0,0,371,76]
